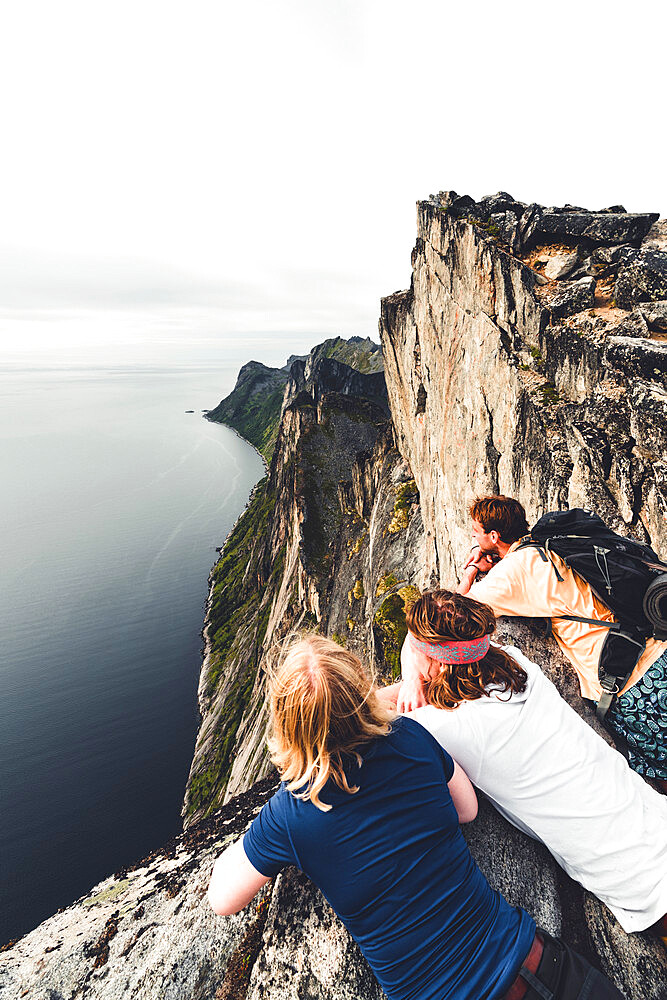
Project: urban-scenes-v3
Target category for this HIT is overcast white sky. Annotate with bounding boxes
[1,0,664,367]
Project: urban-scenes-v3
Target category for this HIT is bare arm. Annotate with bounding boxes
[396,637,438,713]
[447,761,478,823]
[459,547,497,595]
[457,564,478,595]
[207,838,271,916]
[376,681,401,706]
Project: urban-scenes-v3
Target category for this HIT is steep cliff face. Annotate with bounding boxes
[183,341,424,824]
[284,352,389,417]
[380,191,667,586]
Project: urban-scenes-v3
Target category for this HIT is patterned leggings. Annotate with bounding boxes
[604,650,667,780]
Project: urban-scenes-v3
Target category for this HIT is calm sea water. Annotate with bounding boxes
[0,363,264,943]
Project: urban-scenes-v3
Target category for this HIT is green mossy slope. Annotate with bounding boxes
[186,478,280,819]
[207,363,289,462]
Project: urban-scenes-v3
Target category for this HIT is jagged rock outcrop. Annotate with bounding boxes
[5,194,667,1000]
[283,353,389,417]
[306,335,385,374]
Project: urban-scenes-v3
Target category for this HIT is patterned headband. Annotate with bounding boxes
[407,630,490,664]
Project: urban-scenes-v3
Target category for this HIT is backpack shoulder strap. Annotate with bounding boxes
[515,535,564,582]
[554,614,620,629]
[519,528,647,721]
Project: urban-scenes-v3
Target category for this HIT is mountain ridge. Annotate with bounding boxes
[206,336,384,462]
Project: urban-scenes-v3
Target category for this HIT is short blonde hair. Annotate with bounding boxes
[267,634,395,811]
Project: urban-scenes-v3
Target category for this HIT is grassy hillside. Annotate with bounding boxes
[314,336,384,373]
[206,362,288,462]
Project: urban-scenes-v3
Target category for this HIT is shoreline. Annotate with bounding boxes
[185,418,269,815]
[204,412,270,477]
[195,474,266,716]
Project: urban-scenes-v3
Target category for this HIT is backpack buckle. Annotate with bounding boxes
[596,674,621,721]
[600,675,620,696]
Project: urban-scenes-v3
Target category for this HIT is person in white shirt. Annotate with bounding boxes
[393,588,667,942]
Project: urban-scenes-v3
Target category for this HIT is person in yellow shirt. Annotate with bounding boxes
[454,496,667,788]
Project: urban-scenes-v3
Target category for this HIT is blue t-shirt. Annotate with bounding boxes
[244,717,534,1000]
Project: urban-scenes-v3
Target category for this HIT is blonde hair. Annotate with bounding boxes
[267,634,395,811]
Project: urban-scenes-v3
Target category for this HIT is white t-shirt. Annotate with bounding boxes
[409,645,667,933]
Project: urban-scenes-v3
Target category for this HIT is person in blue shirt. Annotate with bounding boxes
[207,633,625,1000]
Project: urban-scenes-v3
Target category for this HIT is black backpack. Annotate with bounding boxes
[516,508,667,719]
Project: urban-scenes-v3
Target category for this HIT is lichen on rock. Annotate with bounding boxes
[372,584,421,678]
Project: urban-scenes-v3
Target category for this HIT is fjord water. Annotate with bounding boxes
[0,363,264,943]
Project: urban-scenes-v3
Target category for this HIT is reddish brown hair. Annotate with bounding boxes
[469,495,529,544]
[405,590,527,709]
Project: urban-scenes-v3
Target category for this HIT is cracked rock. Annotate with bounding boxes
[638,300,667,334]
[544,251,581,281]
[535,209,659,247]
[615,248,667,308]
[518,203,543,249]
[480,192,526,217]
[614,308,650,339]
[542,277,595,318]
[604,337,667,380]
[488,211,520,251]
